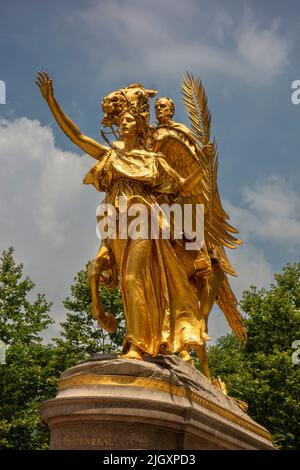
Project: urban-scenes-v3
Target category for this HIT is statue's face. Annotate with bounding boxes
[119,112,137,137]
[155,98,174,123]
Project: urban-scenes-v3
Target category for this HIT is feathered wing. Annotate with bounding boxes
[153,73,246,340]
[181,73,246,340]
[153,128,240,274]
[216,275,247,343]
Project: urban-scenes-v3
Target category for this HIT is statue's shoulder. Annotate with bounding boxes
[173,121,193,133]
[111,140,125,151]
[154,121,195,142]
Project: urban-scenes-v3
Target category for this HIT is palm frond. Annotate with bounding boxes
[182,72,211,145]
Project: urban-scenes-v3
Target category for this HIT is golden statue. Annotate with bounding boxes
[36,71,246,380]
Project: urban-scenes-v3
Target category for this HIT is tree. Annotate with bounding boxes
[0,249,125,450]
[52,265,125,373]
[208,263,300,450]
[0,248,54,449]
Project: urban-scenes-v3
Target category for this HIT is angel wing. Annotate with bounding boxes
[152,73,247,342]
[153,124,240,274]
[216,275,247,344]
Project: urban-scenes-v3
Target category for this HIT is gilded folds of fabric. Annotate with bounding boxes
[84,145,206,355]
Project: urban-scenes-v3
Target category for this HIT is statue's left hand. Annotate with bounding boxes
[36,72,54,102]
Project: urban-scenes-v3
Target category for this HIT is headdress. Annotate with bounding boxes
[101,84,158,145]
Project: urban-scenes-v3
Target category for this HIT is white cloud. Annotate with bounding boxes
[226,176,300,246]
[75,0,291,84]
[0,117,102,340]
[229,244,274,299]
[210,174,300,338]
[236,19,289,82]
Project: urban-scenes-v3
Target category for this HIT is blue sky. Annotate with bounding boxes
[0,0,300,341]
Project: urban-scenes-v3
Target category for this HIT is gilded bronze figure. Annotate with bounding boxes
[36,71,246,380]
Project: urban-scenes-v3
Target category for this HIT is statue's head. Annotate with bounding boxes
[101,84,158,129]
[155,97,175,125]
[119,106,150,147]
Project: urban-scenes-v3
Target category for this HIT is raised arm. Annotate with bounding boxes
[36,72,108,159]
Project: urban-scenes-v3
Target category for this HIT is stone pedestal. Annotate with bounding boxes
[41,354,274,450]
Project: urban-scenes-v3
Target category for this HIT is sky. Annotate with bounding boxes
[0,0,300,342]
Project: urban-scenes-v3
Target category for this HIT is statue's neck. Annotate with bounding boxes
[123,135,141,152]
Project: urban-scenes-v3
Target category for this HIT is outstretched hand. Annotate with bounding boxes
[36,72,54,101]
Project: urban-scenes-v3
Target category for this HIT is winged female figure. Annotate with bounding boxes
[36,72,208,362]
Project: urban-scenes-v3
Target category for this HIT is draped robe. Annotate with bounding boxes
[84,142,206,355]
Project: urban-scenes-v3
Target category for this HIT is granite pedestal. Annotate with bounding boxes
[41,354,274,450]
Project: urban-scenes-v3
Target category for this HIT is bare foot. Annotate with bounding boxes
[120,344,143,360]
[92,304,118,334]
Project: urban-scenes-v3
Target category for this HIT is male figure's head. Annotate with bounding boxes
[155,97,175,125]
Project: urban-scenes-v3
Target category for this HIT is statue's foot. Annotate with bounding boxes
[92,305,118,334]
[120,344,143,360]
[179,349,194,365]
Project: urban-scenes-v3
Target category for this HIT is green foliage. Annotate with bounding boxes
[53,265,125,371]
[208,263,300,450]
[0,248,53,345]
[0,249,124,449]
[0,248,54,449]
